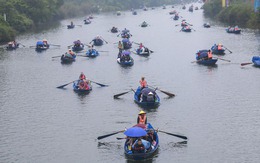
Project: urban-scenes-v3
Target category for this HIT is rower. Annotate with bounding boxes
[137,110,147,124]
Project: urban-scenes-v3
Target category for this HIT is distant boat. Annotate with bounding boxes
[116,11,121,16]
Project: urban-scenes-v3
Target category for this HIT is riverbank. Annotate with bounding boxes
[1,0,187,44]
[203,0,260,29]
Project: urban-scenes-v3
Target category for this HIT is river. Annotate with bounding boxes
[0,3,260,163]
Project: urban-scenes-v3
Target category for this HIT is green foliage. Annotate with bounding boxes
[0,16,15,43]
[0,0,64,42]
[203,0,260,29]
[203,0,222,18]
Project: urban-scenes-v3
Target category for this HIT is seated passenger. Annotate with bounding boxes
[133,138,145,153]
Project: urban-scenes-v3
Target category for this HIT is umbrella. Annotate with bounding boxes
[122,38,129,43]
[122,50,130,55]
[124,127,147,137]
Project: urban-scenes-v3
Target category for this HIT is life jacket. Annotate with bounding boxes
[139,80,147,88]
[217,45,222,50]
[80,74,86,80]
[207,51,212,59]
[138,115,146,124]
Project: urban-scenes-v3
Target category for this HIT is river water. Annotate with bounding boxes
[0,4,260,163]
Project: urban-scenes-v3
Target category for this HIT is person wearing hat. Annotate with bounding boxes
[137,110,147,124]
[139,77,147,89]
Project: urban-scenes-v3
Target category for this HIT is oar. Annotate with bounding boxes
[101,37,108,44]
[241,62,253,66]
[158,130,188,140]
[67,45,73,48]
[57,80,78,89]
[18,43,26,47]
[49,44,61,47]
[76,54,88,57]
[99,50,109,52]
[97,130,125,140]
[223,46,232,53]
[89,80,108,87]
[113,89,134,99]
[192,28,196,31]
[116,137,126,140]
[149,85,175,97]
[213,57,231,62]
[29,46,36,48]
[133,42,140,45]
[52,55,62,58]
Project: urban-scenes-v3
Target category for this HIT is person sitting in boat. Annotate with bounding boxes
[181,21,187,26]
[65,49,76,58]
[42,39,48,46]
[146,129,157,149]
[147,92,155,102]
[79,72,86,80]
[139,77,147,89]
[207,50,213,60]
[12,40,17,47]
[234,26,239,31]
[71,21,74,26]
[78,80,89,90]
[88,45,95,54]
[137,110,147,124]
[118,41,123,52]
[133,138,145,153]
[74,40,82,47]
[185,26,190,30]
[217,44,223,50]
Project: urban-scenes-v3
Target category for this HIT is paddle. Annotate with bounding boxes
[99,50,109,52]
[29,46,36,48]
[18,43,26,47]
[116,137,126,140]
[49,44,61,47]
[241,62,253,66]
[89,80,108,87]
[148,85,175,97]
[114,89,134,99]
[57,80,78,89]
[67,45,73,48]
[101,37,108,44]
[76,54,88,57]
[52,55,62,58]
[97,130,125,140]
[158,130,188,140]
[192,28,196,31]
[213,57,231,62]
[223,46,232,53]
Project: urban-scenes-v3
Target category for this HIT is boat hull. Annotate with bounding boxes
[252,56,260,67]
[73,82,92,93]
[117,57,134,66]
[61,55,76,63]
[67,25,75,29]
[134,87,160,108]
[86,50,99,58]
[93,39,103,46]
[124,123,159,160]
[72,45,84,52]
